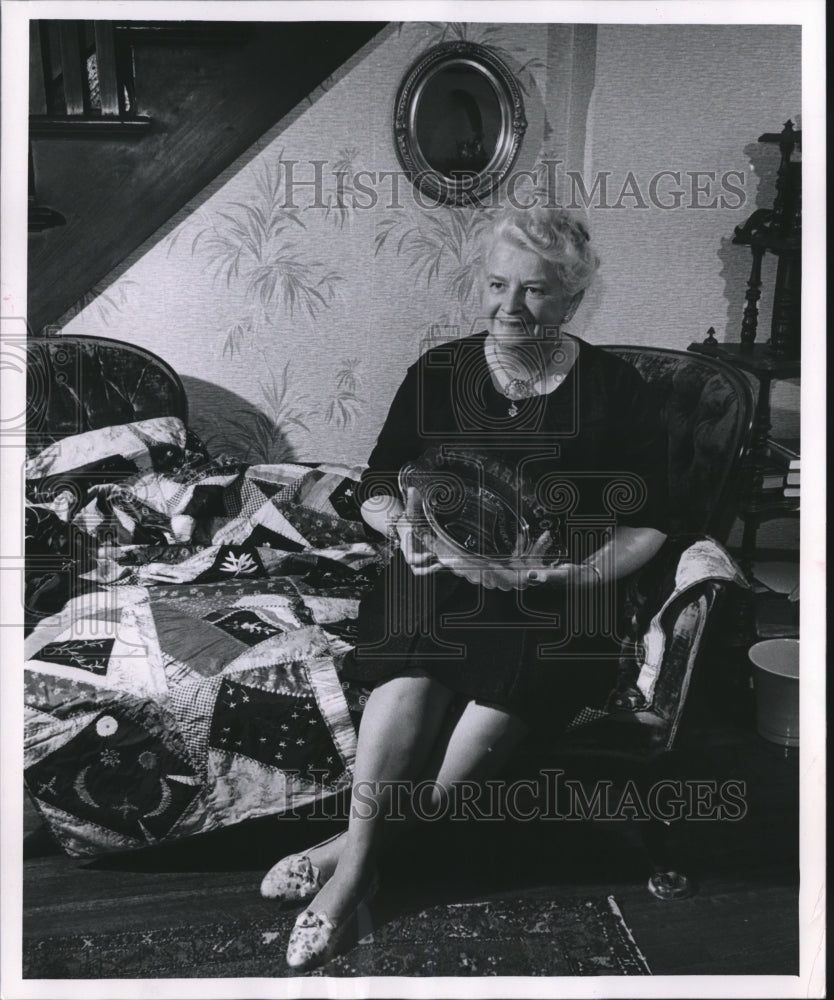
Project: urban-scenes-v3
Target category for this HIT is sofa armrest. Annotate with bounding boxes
[558,579,729,756]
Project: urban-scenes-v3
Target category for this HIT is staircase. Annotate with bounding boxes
[27,19,386,334]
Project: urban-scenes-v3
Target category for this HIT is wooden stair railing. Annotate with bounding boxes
[29,19,156,233]
[28,20,256,234]
[29,20,152,135]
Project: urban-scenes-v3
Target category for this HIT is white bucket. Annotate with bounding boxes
[749,639,799,747]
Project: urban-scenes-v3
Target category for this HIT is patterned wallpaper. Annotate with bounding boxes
[61,21,801,474]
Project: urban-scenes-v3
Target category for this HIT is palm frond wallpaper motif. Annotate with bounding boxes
[222,316,255,360]
[325,359,365,428]
[323,148,362,230]
[61,22,551,465]
[374,206,497,322]
[60,278,140,325]
[167,156,345,353]
[206,361,315,464]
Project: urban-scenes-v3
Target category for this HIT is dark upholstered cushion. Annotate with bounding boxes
[27,337,187,456]
[605,349,752,540]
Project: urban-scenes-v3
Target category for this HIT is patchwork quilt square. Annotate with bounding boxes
[25,704,202,847]
[32,638,115,675]
[202,608,285,647]
[210,679,344,786]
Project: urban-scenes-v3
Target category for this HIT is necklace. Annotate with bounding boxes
[486,336,567,416]
[504,373,566,415]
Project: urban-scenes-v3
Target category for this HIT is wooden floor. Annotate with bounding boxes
[23,680,799,978]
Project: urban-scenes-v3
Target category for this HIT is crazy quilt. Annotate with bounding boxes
[24,425,382,856]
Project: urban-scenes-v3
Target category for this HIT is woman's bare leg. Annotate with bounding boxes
[424,698,529,798]
[302,698,529,884]
[304,667,454,922]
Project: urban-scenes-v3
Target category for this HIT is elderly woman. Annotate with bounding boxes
[264,205,670,970]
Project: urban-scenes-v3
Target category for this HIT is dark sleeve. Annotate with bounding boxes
[357,361,425,507]
[607,362,671,534]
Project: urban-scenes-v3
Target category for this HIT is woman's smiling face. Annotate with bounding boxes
[483,237,574,344]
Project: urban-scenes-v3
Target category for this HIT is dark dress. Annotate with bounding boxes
[347,331,670,736]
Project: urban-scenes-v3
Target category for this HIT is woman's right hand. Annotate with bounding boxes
[396,487,443,576]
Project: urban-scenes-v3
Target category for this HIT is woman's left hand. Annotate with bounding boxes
[479,561,603,591]
[478,525,666,591]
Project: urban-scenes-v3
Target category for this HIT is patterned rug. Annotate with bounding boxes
[24,895,651,978]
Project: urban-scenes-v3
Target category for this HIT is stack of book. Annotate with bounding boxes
[764,437,800,501]
[783,463,800,499]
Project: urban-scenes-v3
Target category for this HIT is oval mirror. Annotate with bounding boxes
[394,41,527,206]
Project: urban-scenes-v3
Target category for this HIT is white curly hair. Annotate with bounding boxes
[484,205,600,300]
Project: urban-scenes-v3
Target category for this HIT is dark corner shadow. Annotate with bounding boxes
[180,374,296,464]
